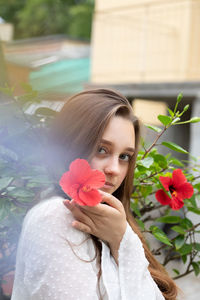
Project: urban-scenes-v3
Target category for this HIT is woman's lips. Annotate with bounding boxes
[103,181,114,188]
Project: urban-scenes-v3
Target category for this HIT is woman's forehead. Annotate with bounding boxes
[101,116,135,149]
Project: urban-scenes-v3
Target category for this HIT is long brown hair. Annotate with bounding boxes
[48,88,178,300]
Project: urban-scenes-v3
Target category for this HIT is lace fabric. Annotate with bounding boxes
[11,197,164,300]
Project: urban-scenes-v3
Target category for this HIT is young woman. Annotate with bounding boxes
[11,89,178,300]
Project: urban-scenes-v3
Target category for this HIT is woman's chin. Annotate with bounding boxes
[100,186,114,194]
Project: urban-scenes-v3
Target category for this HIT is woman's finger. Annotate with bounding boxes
[63,200,95,228]
[98,190,124,210]
[63,199,74,211]
[78,192,122,216]
[72,220,92,234]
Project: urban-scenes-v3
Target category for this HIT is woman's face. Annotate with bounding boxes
[90,116,135,194]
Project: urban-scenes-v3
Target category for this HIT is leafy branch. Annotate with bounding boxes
[132,93,200,279]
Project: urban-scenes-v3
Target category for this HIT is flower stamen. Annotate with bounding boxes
[82,185,91,192]
[171,191,177,197]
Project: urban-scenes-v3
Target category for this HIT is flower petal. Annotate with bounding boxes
[159,176,172,191]
[172,169,187,189]
[177,182,194,200]
[71,192,86,206]
[155,189,171,205]
[59,159,105,206]
[85,169,105,189]
[78,189,102,206]
[69,159,92,184]
[170,195,184,210]
[68,184,80,200]
[59,171,73,194]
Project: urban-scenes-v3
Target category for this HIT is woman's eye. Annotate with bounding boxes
[120,153,131,162]
[98,147,107,154]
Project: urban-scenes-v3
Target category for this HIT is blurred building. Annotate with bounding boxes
[90,2,200,298]
[91,0,200,83]
[0,17,13,42]
[0,17,13,86]
[3,35,90,97]
[90,0,200,160]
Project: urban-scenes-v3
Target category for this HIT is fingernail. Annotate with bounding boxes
[63,200,70,206]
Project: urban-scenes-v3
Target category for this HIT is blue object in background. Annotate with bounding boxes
[30,58,90,95]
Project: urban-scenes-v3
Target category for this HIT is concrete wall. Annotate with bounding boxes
[5,63,31,96]
[91,0,200,83]
[0,23,13,41]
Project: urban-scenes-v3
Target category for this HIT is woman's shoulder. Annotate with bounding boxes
[24,196,71,226]
[15,197,95,278]
[22,196,87,244]
[27,195,68,215]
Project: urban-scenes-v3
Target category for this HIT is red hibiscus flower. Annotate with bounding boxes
[59,159,105,206]
[155,169,193,210]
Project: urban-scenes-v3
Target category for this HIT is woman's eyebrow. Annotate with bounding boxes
[100,139,135,153]
[126,147,135,153]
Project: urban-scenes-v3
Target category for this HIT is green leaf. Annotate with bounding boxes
[172,269,180,275]
[171,226,186,235]
[192,262,200,276]
[174,235,185,250]
[185,195,197,208]
[194,243,200,251]
[168,108,174,117]
[156,216,182,224]
[151,226,172,246]
[145,124,162,133]
[138,157,154,168]
[140,185,153,198]
[194,183,200,191]
[135,218,145,231]
[178,244,192,255]
[8,187,35,198]
[154,154,168,168]
[28,176,52,184]
[182,255,187,264]
[0,177,13,190]
[131,202,141,217]
[169,157,184,167]
[180,218,193,229]
[0,145,18,161]
[136,165,148,172]
[153,232,172,246]
[0,199,10,221]
[157,115,171,126]
[187,207,200,215]
[162,142,188,154]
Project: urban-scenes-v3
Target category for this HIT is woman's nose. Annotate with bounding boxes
[104,157,120,175]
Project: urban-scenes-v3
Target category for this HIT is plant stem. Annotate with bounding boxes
[141,126,167,159]
[173,269,193,280]
[187,223,200,232]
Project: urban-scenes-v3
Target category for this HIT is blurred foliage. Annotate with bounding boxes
[131,94,200,280]
[0,42,7,87]
[0,84,53,296]
[0,86,200,297]
[0,0,94,39]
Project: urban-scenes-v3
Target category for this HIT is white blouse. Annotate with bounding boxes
[11,196,165,300]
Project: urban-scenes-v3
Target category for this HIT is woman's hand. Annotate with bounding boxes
[63,190,127,262]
